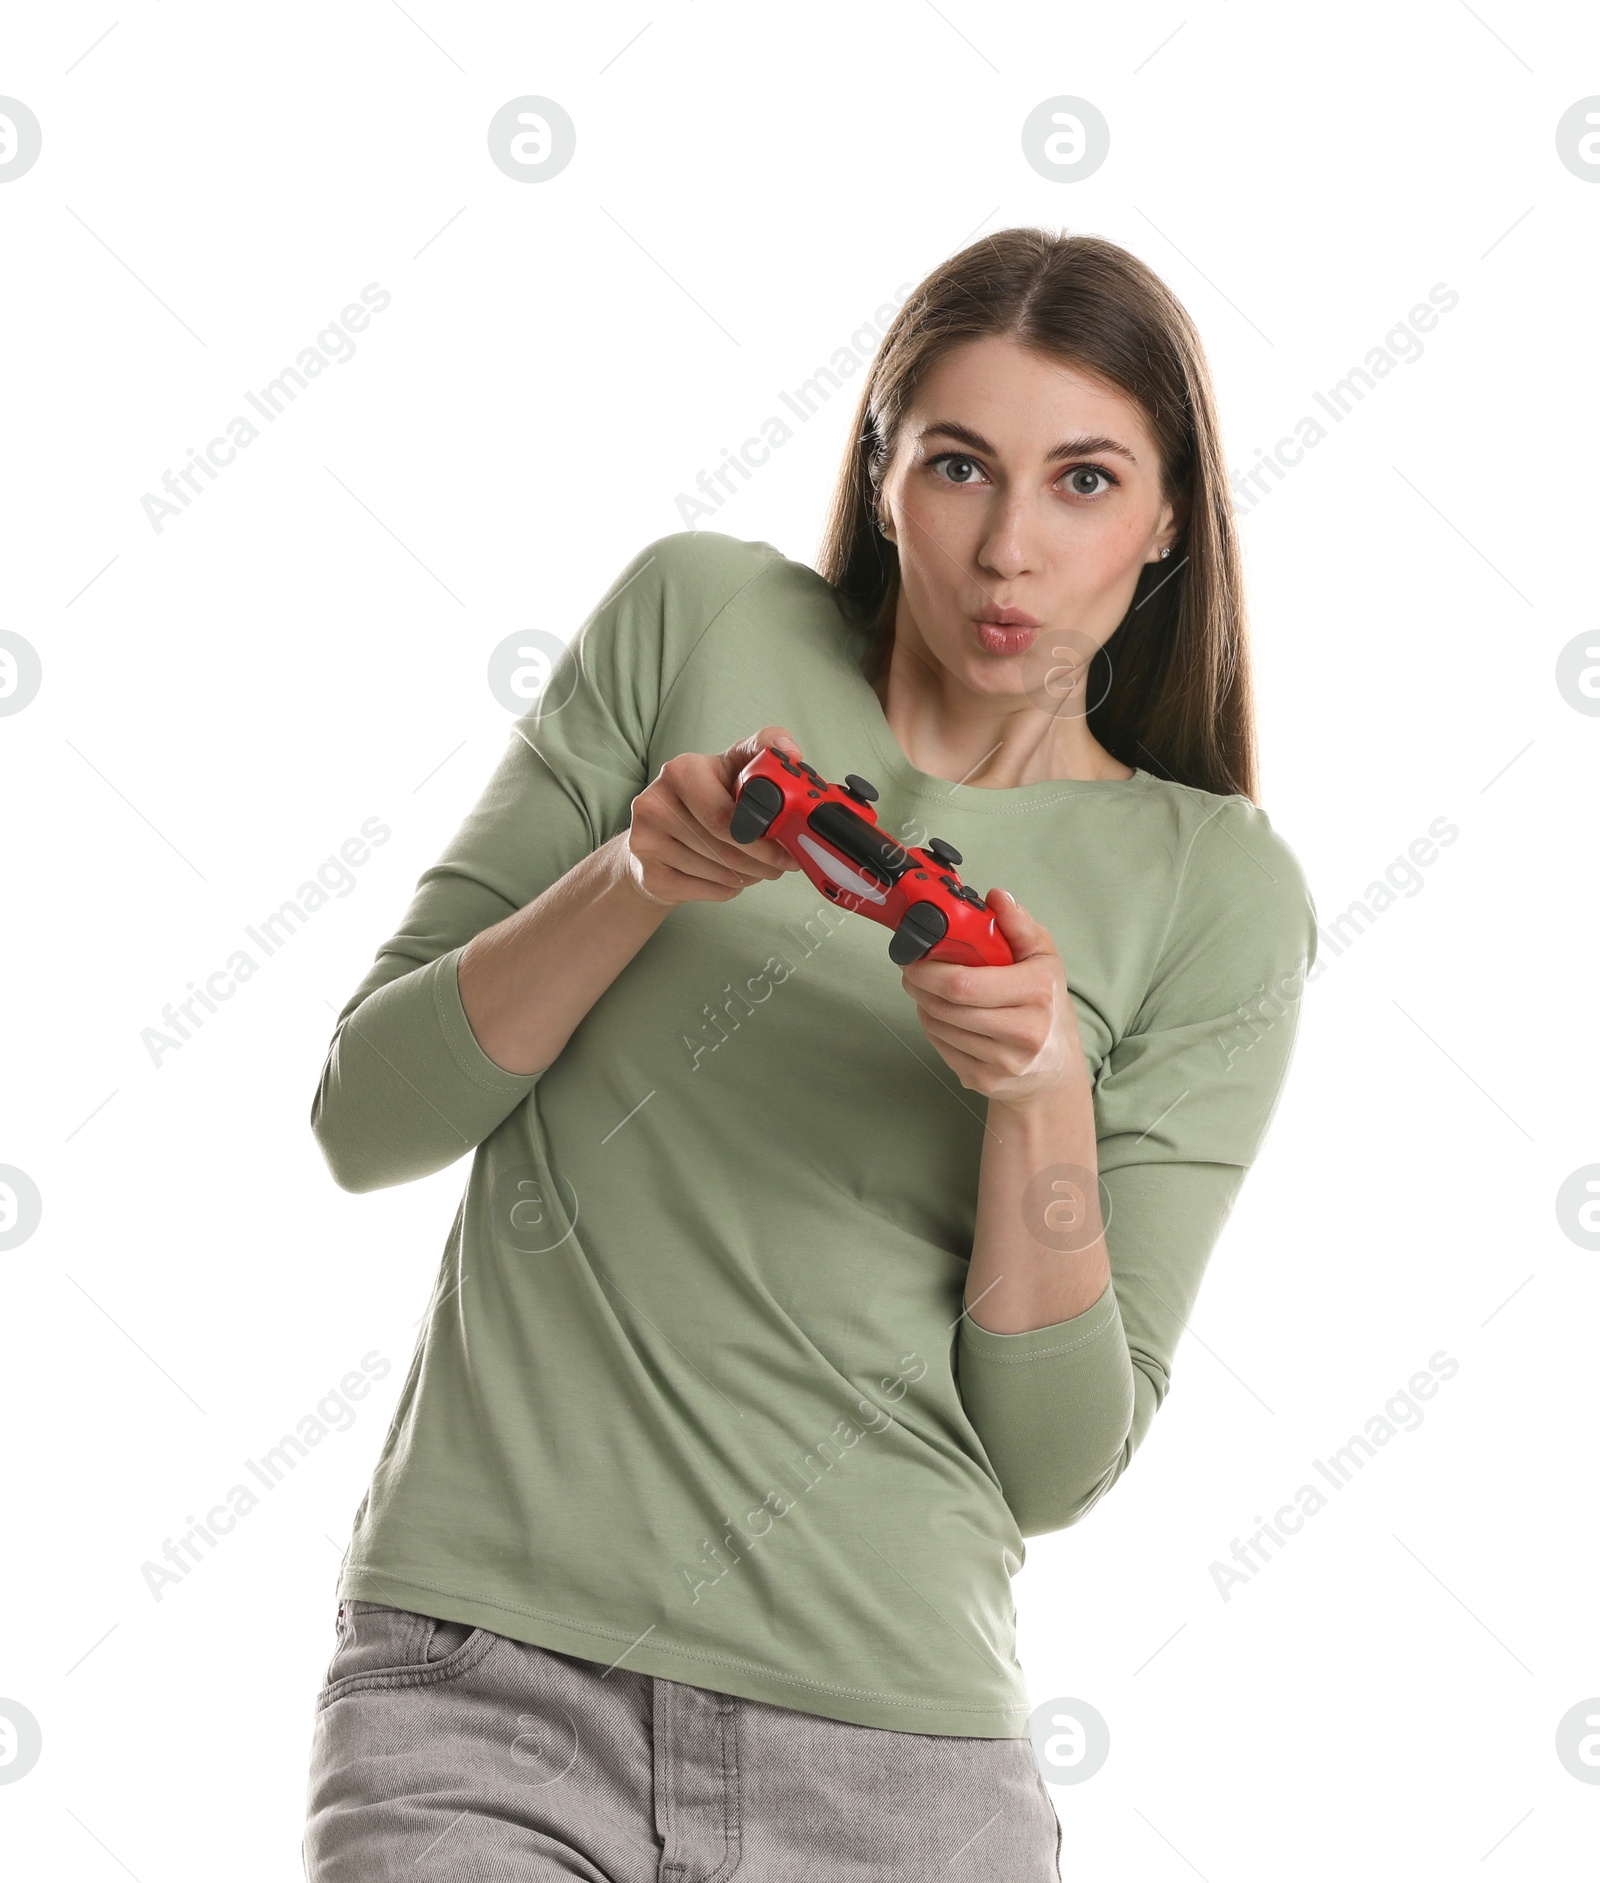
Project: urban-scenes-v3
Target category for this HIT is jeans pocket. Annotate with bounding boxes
[317,1600,493,1706]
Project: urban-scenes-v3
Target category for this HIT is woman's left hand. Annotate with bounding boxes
[899,890,1086,1108]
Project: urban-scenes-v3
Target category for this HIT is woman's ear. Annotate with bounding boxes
[1151,490,1190,561]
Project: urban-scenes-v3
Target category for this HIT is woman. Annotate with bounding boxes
[303,226,1316,1880]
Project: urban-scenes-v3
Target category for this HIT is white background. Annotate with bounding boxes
[2,3,1596,1878]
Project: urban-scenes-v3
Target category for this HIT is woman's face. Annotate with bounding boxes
[876,333,1182,704]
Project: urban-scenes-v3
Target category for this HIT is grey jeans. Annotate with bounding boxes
[303,1600,1061,1880]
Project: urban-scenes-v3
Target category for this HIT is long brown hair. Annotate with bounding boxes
[816,228,1257,802]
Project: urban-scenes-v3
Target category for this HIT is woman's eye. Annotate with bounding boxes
[1064,466,1115,497]
[932,454,985,485]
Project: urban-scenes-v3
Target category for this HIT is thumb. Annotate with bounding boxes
[987,887,1050,958]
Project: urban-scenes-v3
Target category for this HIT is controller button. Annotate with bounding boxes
[928,837,963,868]
[888,899,948,965]
[843,773,880,805]
[729,775,785,844]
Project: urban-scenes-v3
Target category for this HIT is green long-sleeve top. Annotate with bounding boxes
[313,530,1316,1738]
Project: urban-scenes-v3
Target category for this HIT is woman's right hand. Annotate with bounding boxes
[617,726,807,908]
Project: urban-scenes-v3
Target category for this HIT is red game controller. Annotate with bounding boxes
[728,744,1015,967]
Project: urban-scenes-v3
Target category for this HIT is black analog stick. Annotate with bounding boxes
[927,838,963,868]
[843,774,879,805]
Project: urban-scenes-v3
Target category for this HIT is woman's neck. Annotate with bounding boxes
[863,630,1136,789]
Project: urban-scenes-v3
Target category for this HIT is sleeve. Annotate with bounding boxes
[955,795,1319,1537]
[309,531,780,1193]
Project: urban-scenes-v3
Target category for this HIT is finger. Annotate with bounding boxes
[987,886,1058,963]
[918,1011,1013,1063]
[714,726,804,803]
[918,1015,1043,1091]
[704,727,813,877]
[672,767,792,881]
[645,830,759,893]
[644,785,770,889]
[635,856,746,905]
[900,958,1042,1011]
[907,986,1043,1045]
[720,723,803,774]
[742,837,802,875]
[661,760,802,885]
[916,1022,996,1088]
[697,771,799,875]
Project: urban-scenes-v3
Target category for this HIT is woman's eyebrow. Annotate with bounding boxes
[916,420,1139,465]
